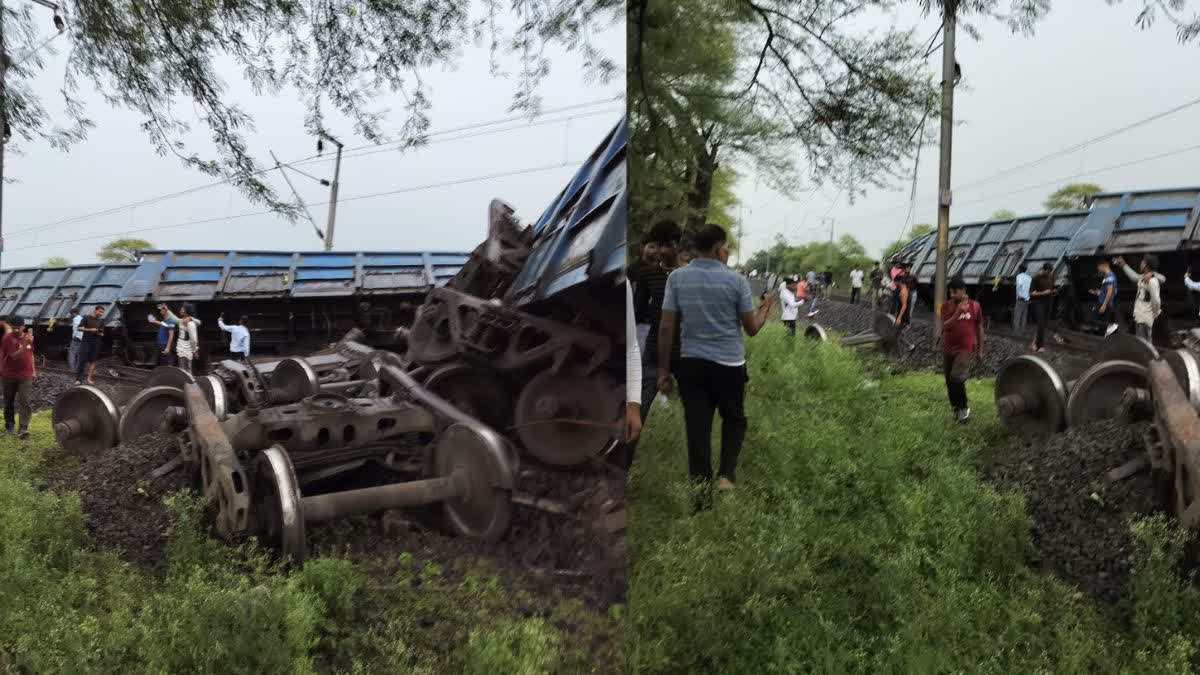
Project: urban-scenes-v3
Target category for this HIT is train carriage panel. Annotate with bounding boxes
[509,117,626,309]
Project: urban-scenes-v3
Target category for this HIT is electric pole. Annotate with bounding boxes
[318,132,343,251]
[933,3,958,323]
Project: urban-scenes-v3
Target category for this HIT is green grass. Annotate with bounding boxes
[627,324,1200,674]
[0,411,618,674]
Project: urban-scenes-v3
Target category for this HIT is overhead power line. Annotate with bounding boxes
[954,94,1200,192]
[8,159,584,253]
[851,94,1200,225]
[8,97,621,238]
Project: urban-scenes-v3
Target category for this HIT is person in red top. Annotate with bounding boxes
[2,316,35,438]
[940,277,984,423]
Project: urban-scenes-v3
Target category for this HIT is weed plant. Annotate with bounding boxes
[627,324,1200,674]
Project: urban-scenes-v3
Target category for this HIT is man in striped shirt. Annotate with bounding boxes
[627,219,682,470]
[658,224,773,502]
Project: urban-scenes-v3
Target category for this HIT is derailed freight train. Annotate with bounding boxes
[51,117,628,559]
[0,251,470,367]
[405,116,627,468]
[891,186,1200,341]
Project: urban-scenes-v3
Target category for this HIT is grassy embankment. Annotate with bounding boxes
[0,412,620,673]
[627,323,1200,674]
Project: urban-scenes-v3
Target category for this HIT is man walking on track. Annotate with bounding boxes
[1029,263,1056,352]
[2,317,35,438]
[1093,259,1119,336]
[657,223,774,506]
[74,306,105,385]
[940,277,983,424]
[849,266,864,305]
[1013,265,1031,334]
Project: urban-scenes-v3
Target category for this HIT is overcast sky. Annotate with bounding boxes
[2,7,623,269]
[738,2,1200,265]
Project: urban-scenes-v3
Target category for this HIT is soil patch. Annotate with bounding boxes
[805,299,1086,377]
[45,432,190,570]
[981,419,1166,606]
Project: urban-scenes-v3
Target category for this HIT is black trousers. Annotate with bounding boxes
[783,319,796,337]
[850,287,861,305]
[943,353,969,410]
[1031,301,1050,349]
[625,354,677,471]
[75,339,99,381]
[3,376,31,432]
[157,349,177,367]
[674,358,749,483]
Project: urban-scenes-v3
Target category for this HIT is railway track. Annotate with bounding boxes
[37,357,149,386]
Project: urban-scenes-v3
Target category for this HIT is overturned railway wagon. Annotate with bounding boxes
[0,250,470,368]
[892,186,1200,339]
[51,116,628,560]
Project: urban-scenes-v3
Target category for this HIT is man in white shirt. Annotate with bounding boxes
[1013,265,1032,334]
[68,308,83,372]
[849,267,864,305]
[779,279,801,338]
[625,281,642,445]
[218,314,251,360]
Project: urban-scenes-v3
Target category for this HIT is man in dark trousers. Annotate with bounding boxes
[658,224,774,504]
[939,277,983,423]
[74,306,105,385]
[1,316,34,438]
[626,219,682,470]
[1029,262,1056,352]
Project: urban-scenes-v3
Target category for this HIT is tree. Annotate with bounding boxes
[98,238,154,263]
[4,2,620,214]
[630,0,942,247]
[1044,183,1103,212]
[744,233,874,280]
[44,256,69,267]
[991,209,1017,220]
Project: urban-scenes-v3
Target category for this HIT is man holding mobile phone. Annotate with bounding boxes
[2,317,35,438]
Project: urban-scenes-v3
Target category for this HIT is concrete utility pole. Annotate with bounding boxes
[933,3,958,322]
[318,132,344,251]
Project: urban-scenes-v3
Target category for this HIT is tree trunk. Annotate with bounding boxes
[686,140,719,232]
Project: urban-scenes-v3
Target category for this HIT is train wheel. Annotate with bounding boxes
[1164,349,1200,406]
[423,362,512,431]
[144,365,197,390]
[253,446,307,563]
[269,357,320,404]
[52,385,121,456]
[434,424,513,542]
[994,355,1070,438]
[1099,333,1159,366]
[804,324,828,342]
[117,386,188,443]
[513,368,620,467]
[1065,360,1148,428]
